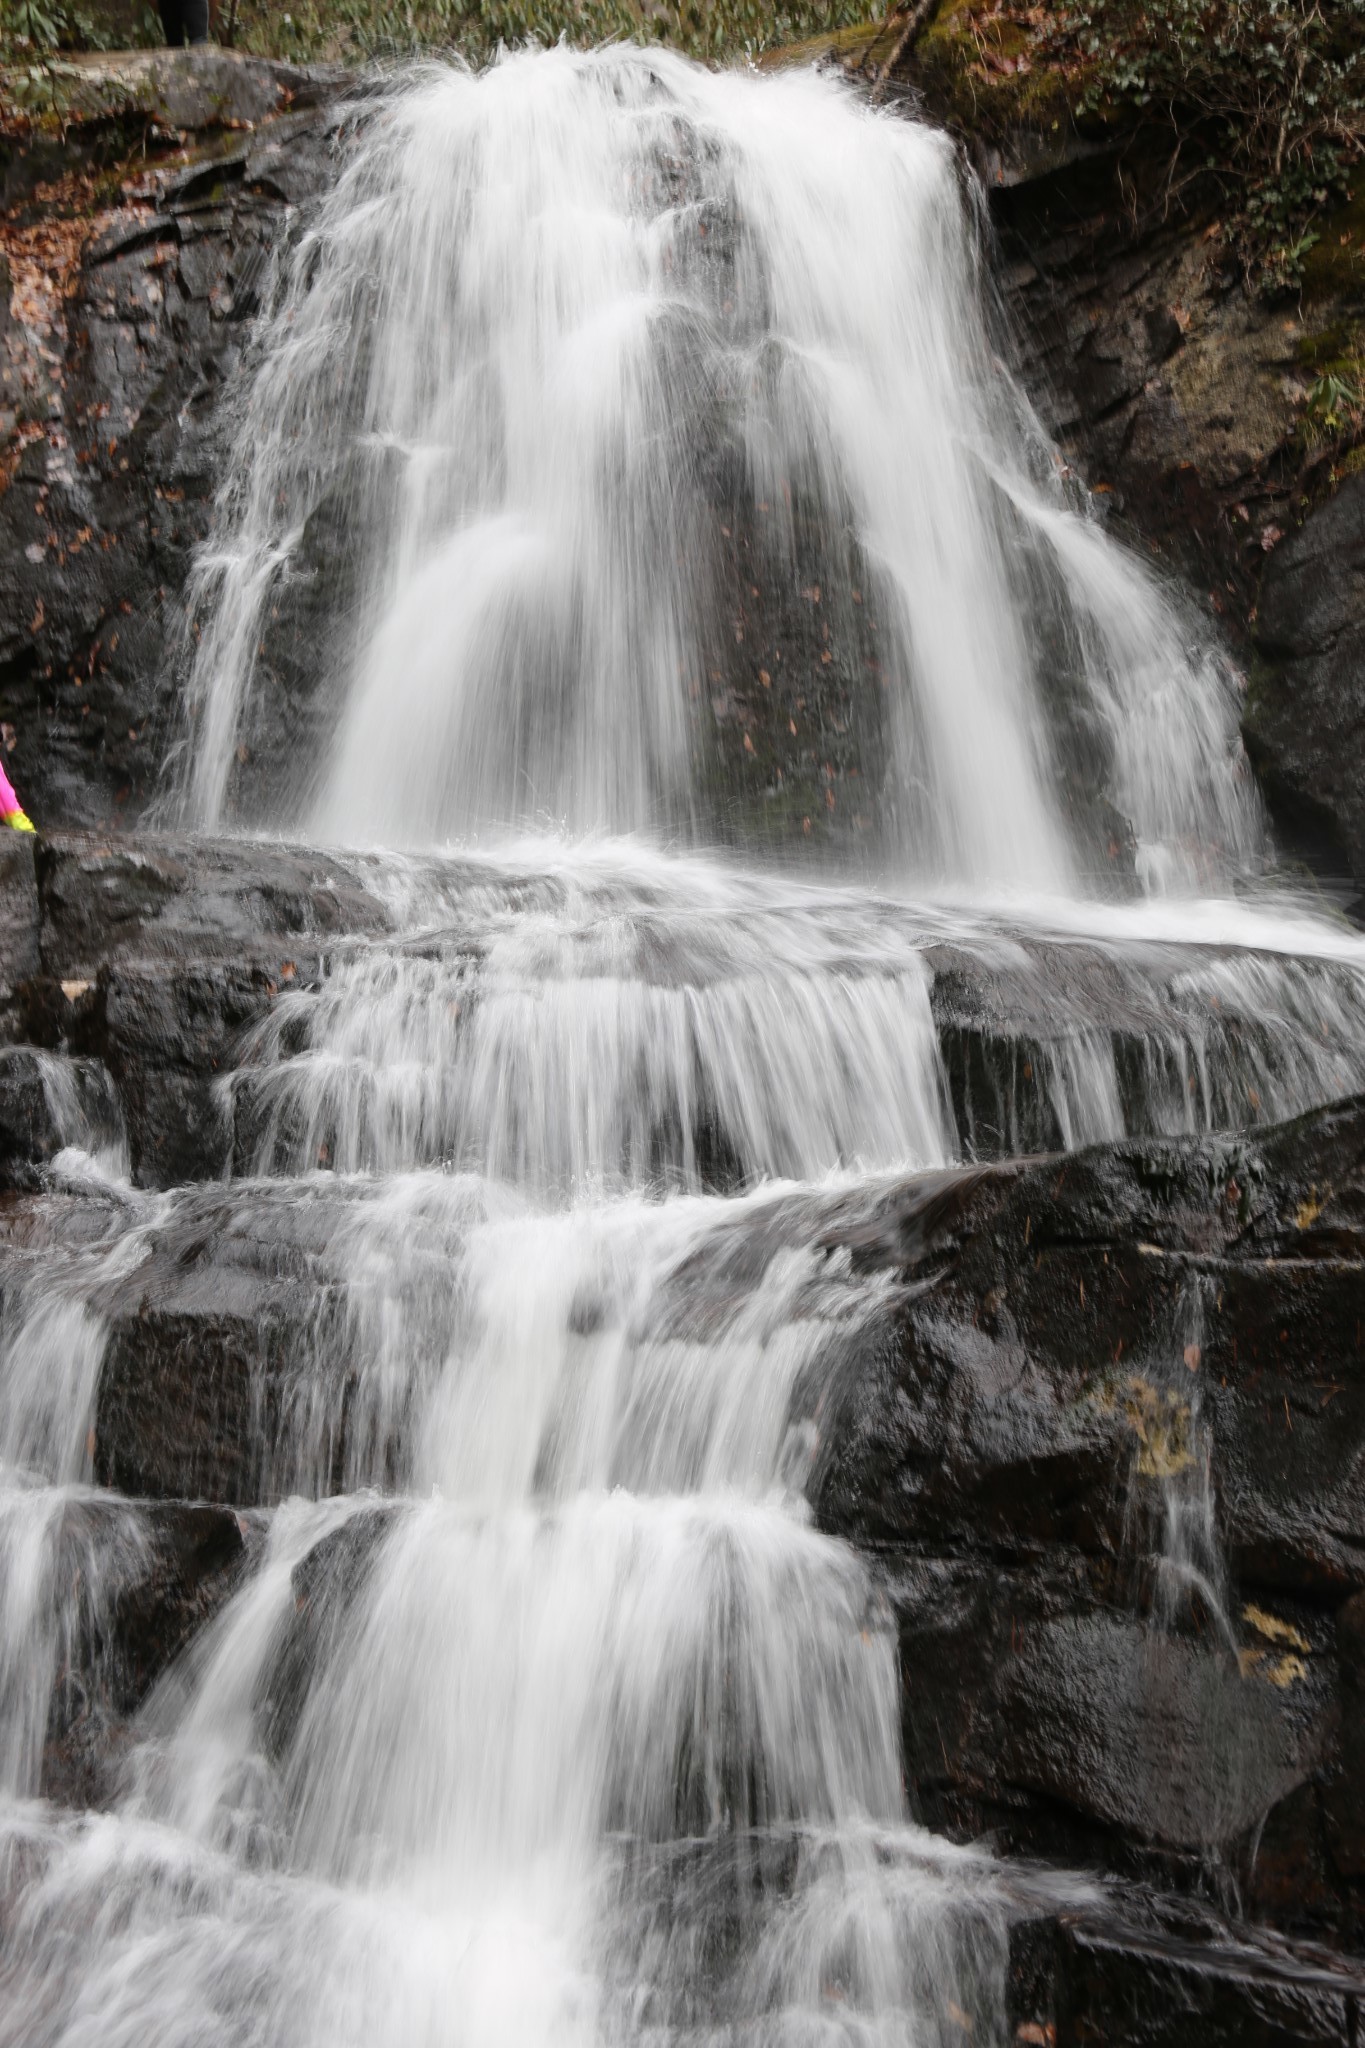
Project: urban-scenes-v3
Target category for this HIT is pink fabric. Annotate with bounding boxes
[0,760,18,817]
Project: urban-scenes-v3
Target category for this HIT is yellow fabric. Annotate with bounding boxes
[5,810,34,833]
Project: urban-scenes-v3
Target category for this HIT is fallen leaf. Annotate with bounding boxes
[1242,1604,1310,1653]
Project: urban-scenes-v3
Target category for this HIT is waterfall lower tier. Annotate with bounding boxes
[2,830,1365,2043]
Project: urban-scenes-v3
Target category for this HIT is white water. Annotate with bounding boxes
[183,48,1258,893]
[4,37,1365,2048]
[0,1159,1018,2047]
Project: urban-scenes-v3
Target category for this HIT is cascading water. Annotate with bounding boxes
[182,47,1258,892]
[4,38,1365,2048]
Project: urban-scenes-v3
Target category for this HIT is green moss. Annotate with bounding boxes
[906,0,1094,145]
[758,17,892,68]
[1298,185,1365,306]
[1296,317,1360,370]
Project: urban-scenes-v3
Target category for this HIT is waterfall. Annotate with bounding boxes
[3,40,1365,2048]
[182,46,1258,894]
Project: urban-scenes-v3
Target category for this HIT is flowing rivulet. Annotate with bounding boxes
[2,43,1365,2048]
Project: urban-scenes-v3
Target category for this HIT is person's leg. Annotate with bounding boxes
[181,0,210,40]
[158,0,185,42]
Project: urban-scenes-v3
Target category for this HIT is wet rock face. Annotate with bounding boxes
[1246,474,1365,907]
[0,836,39,1041]
[5,824,1359,1196]
[0,1046,122,1188]
[0,64,342,829]
[983,137,1365,904]
[85,1181,359,1505]
[40,1495,258,1809]
[811,1097,1365,1947]
[988,143,1300,615]
[5,830,392,1183]
[1008,1882,1365,2048]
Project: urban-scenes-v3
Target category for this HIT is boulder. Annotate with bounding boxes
[39,1493,259,1809]
[45,47,343,132]
[90,1180,355,1504]
[21,830,392,1182]
[808,1098,1365,1943]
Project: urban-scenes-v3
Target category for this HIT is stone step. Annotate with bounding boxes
[2,1096,1358,1942]
[4,830,1365,1186]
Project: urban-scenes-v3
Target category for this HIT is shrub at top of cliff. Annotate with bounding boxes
[3,0,900,70]
[1043,0,1365,297]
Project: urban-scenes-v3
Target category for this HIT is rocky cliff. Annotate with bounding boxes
[4,45,1365,891]
[0,52,341,825]
[4,42,1365,2038]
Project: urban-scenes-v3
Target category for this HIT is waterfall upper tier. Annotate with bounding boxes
[183,46,1260,897]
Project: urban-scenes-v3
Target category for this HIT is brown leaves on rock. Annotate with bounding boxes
[2,162,156,490]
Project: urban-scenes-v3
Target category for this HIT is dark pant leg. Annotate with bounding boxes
[160,0,210,42]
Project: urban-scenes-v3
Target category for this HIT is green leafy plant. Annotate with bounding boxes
[1305,365,1365,438]
[1048,0,1365,294]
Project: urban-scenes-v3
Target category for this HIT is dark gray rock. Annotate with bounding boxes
[46,48,342,132]
[33,829,392,979]
[987,141,1304,627]
[806,1097,1365,1942]
[91,1181,354,1504]
[39,1493,259,1810]
[0,89,345,830]
[18,830,391,1183]
[1008,1882,1365,2048]
[1246,475,1365,905]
